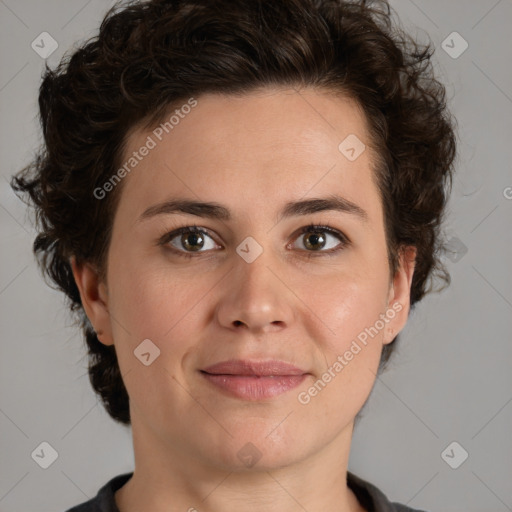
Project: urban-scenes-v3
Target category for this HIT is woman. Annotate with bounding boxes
[11,0,456,510]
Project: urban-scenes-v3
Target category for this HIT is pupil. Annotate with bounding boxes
[305,232,325,250]
[183,232,204,251]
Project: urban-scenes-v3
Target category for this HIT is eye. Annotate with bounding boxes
[160,225,219,257]
[158,223,350,258]
[290,224,349,255]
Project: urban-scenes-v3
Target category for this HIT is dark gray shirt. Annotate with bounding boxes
[65,471,427,511]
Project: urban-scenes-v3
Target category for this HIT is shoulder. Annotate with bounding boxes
[347,471,429,512]
[63,472,133,512]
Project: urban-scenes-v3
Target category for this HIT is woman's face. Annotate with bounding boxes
[76,87,415,471]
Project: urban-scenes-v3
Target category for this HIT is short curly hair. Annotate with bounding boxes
[11,0,457,426]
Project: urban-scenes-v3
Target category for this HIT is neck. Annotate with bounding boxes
[115,417,365,512]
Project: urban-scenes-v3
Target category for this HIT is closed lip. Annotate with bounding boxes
[201,359,308,376]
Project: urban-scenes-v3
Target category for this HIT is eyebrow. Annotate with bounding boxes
[138,194,369,224]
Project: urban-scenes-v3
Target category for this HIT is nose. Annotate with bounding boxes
[215,247,295,334]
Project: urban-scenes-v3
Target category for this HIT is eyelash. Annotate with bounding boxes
[157,223,351,259]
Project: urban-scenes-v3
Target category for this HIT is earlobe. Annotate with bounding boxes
[70,256,114,346]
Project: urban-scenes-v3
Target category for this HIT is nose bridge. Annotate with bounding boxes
[234,235,281,305]
[216,234,294,331]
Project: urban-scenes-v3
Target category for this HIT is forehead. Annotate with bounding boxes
[115,87,382,227]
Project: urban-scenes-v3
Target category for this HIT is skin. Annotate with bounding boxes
[71,87,416,512]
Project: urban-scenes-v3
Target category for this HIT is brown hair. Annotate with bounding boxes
[11,0,457,425]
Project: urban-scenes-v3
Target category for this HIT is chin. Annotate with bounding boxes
[205,429,305,472]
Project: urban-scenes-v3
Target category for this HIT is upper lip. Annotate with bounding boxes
[201,359,307,376]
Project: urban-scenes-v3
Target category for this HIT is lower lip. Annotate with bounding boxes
[200,372,308,400]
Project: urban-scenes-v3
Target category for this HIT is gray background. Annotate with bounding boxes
[1,0,511,511]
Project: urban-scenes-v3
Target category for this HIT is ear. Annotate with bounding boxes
[70,256,114,346]
[383,245,416,345]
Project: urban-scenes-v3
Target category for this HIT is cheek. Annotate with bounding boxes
[302,268,390,401]
[296,281,387,421]
[309,266,390,339]
[107,257,212,359]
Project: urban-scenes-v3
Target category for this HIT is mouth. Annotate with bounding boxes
[201,359,307,376]
[200,359,309,400]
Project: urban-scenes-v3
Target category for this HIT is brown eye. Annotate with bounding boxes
[180,231,205,251]
[302,231,327,251]
[163,226,219,254]
[291,225,349,254]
